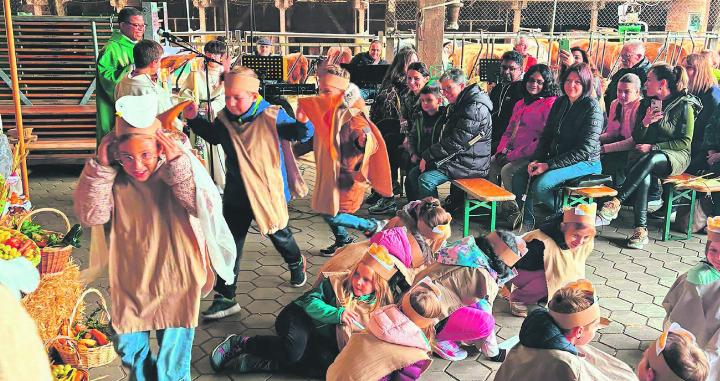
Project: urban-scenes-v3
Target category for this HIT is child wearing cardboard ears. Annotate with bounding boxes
[326,279,443,381]
[636,323,709,381]
[662,216,720,380]
[413,231,526,361]
[508,203,597,317]
[74,95,234,379]
[185,66,314,319]
[210,245,398,378]
[495,280,637,381]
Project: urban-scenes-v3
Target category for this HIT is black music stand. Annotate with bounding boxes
[477,58,502,83]
[241,55,285,82]
[340,63,390,87]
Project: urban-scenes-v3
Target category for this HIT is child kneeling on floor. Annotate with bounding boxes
[508,203,597,317]
[327,278,443,381]
[661,216,720,380]
[636,323,709,381]
[495,280,637,381]
[210,245,398,378]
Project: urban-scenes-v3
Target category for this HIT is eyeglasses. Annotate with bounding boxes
[527,79,545,85]
[501,65,520,72]
[116,152,159,167]
[123,22,147,29]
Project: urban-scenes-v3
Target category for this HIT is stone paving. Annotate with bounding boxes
[27,159,708,381]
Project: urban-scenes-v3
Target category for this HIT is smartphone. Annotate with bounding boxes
[651,99,663,113]
[559,38,570,52]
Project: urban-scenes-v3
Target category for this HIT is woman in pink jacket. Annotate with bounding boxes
[488,64,559,217]
[600,73,642,187]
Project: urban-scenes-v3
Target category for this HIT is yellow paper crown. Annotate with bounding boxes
[563,203,597,225]
[708,216,720,241]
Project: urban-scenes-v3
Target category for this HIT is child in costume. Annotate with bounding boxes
[508,203,597,317]
[210,245,398,378]
[413,231,526,361]
[297,65,393,255]
[326,278,443,381]
[495,280,637,381]
[74,95,234,379]
[405,83,447,201]
[636,324,710,381]
[185,66,314,319]
[662,216,720,380]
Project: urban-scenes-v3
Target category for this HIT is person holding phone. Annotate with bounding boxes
[597,64,702,249]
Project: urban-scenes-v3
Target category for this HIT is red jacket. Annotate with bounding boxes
[496,96,557,161]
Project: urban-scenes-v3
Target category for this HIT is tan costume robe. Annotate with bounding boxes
[413,262,498,320]
[325,271,378,349]
[523,229,595,303]
[115,71,178,126]
[495,343,637,381]
[74,156,214,333]
[663,267,720,381]
[217,105,306,235]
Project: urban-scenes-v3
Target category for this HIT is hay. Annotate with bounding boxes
[22,259,85,342]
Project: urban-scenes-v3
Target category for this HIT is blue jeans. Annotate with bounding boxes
[323,213,377,242]
[512,160,601,225]
[114,327,195,381]
[407,168,451,200]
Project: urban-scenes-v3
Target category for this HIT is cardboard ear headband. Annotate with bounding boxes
[486,231,520,267]
[319,73,350,90]
[401,277,441,328]
[548,279,610,330]
[358,244,398,281]
[646,323,697,381]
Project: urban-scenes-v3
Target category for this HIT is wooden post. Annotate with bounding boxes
[511,0,526,32]
[416,0,445,69]
[354,0,368,54]
[193,0,210,41]
[275,0,293,55]
[589,1,606,32]
[3,0,30,198]
[385,0,397,34]
[25,0,47,15]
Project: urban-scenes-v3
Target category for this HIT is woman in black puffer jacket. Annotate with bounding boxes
[512,63,603,230]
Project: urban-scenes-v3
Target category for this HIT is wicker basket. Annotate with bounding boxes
[20,208,73,275]
[53,288,117,369]
[46,339,90,380]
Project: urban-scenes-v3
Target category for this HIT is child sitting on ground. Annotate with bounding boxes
[210,245,398,378]
[495,280,636,381]
[405,83,447,201]
[413,231,526,361]
[327,279,443,381]
[508,203,597,317]
[661,216,720,380]
[636,323,710,381]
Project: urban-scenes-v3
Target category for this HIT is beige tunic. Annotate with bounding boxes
[524,230,594,302]
[663,272,720,381]
[495,344,636,381]
[413,262,498,320]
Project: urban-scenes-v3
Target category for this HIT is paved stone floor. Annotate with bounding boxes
[28,158,707,380]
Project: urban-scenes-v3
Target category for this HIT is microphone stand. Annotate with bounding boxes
[163,30,222,182]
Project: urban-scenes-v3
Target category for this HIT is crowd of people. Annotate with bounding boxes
[6,6,708,380]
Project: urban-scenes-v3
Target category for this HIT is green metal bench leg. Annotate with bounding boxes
[490,201,497,232]
[686,190,697,240]
[662,188,674,241]
[562,191,570,209]
[463,196,470,237]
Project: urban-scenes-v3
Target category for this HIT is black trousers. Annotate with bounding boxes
[245,303,338,378]
[377,119,405,190]
[215,189,302,299]
[687,151,720,216]
[617,151,671,228]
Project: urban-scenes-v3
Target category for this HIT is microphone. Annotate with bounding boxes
[157,28,178,41]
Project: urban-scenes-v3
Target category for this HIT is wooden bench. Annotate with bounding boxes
[561,185,618,208]
[452,178,515,236]
[661,173,698,242]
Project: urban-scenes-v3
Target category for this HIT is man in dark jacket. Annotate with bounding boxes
[489,51,525,153]
[603,40,651,111]
[415,69,493,199]
[349,40,387,66]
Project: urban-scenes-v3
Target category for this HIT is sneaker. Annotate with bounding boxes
[320,237,355,257]
[211,334,246,371]
[627,227,649,249]
[599,198,621,221]
[510,302,528,318]
[433,340,468,361]
[365,191,382,206]
[368,197,397,215]
[202,295,242,320]
[478,331,500,358]
[487,349,507,362]
[364,219,388,238]
[289,255,307,288]
[647,199,663,213]
[224,353,280,373]
[649,206,677,221]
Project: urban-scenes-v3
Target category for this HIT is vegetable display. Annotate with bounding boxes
[0,227,40,265]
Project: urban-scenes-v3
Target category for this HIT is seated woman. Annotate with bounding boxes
[597,64,701,249]
[496,280,637,381]
[489,64,559,218]
[508,204,596,317]
[413,230,526,361]
[209,245,398,378]
[601,73,642,187]
[326,279,442,381]
[402,62,432,131]
[512,63,603,231]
